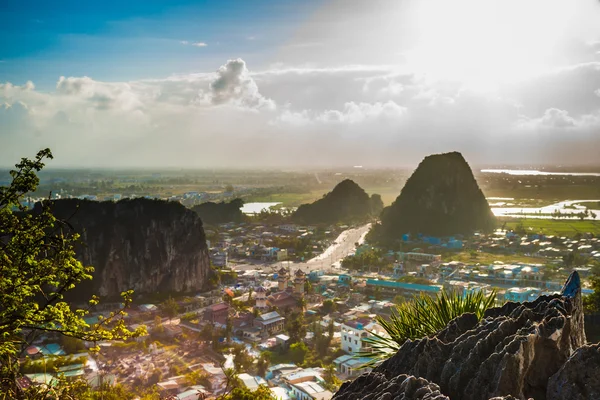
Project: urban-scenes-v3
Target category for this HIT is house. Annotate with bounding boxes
[333,355,372,378]
[340,318,385,354]
[290,382,332,400]
[204,303,230,325]
[365,279,442,297]
[504,287,540,303]
[254,311,285,336]
[238,373,267,391]
[176,385,209,400]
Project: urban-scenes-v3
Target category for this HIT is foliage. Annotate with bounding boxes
[341,248,387,271]
[0,149,146,398]
[231,344,254,373]
[288,342,308,364]
[321,299,337,315]
[161,297,180,320]
[220,384,276,400]
[584,264,600,314]
[323,364,342,392]
[284,311,306,343]
[256,351,271,377]
[361,289,496,365]
[185,370,212,389]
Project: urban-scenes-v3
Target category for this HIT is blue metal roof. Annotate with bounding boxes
[366,279,441,293]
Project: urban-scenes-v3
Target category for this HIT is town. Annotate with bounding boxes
[17,215,600,399]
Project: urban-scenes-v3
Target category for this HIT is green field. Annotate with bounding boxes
[244,189,329,207]
[500,218,600,236]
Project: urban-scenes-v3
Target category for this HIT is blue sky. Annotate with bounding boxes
[1,0,321,89]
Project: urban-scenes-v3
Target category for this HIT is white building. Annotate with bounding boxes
[290,381,332,400]
[340,318,384,354]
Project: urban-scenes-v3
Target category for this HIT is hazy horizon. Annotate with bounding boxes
[2,0,600,168]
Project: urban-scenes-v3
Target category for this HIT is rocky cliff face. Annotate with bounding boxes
[334,272,595,400]
[378,151,495,238]
[44,198,213,299]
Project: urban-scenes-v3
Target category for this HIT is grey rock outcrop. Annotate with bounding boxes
[41,198,214,299]
[547,343,600,400]
[334,271,588,400]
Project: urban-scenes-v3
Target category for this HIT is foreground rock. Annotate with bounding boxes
[41,198,214,299]
[334,272,588,400]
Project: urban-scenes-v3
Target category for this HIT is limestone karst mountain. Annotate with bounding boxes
[292,179,383,225]
[41,198,214,300]
[377,151,495,238]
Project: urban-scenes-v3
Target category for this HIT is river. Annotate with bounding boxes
[492,200,600,220]
[481,169,600,177]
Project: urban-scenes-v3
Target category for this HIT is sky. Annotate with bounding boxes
[1,0,600,168]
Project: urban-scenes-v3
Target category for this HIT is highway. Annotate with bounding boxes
[232,223,371,275]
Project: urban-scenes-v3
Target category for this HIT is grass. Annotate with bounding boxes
[500,218,600,237]
[442,251,547,265]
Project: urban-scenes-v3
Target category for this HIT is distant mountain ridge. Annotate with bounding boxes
[376,151,495,238]
[292,179,383,224]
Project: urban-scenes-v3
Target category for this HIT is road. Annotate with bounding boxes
[232,223,371,275]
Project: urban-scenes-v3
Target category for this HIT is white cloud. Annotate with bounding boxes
[2,57,600,167]
[191,42,208,47]
[209,58,275,110]
[180,40,189,45]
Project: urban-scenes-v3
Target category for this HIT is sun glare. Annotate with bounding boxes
[407,0,576,90]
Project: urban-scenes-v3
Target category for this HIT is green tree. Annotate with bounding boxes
[323,364,342,392]
[321,299,337,314]
[285,311,306,343]
[288,342,308,364]
[231,344,254,373]
[221,385,276,400]
[161,297,180,321]
[0,149,145,398]
[256,351,271,377]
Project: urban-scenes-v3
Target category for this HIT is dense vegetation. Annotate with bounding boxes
[374,152,496,239]
[292,179,383,225]
[192,198,245,224]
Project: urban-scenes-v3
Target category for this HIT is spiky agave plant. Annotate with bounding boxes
[359,289,496,365]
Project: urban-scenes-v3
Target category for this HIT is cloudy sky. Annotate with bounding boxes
[1,0,600,168]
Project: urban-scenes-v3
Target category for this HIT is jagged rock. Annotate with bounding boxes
[547,343,600,400]
[334,272,586,400]
[334,373,449,400]
[40,198,214,300]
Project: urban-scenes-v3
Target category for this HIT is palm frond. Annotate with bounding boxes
[358,289,496,365]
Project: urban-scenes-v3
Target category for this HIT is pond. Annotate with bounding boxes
[240,202,281,215]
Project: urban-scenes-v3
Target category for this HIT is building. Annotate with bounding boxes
[204,302,229,325]
[290,382,332,400]
[365,279,442,297]
[504,287,541,303]
[255,286,268,310]
[340,318,385,354]
[398,252,442,264]
[254,311,285,336]
[294,269,306,295]
[238,373,267,391]
[333,355,372,378]
[267,268,306,312]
